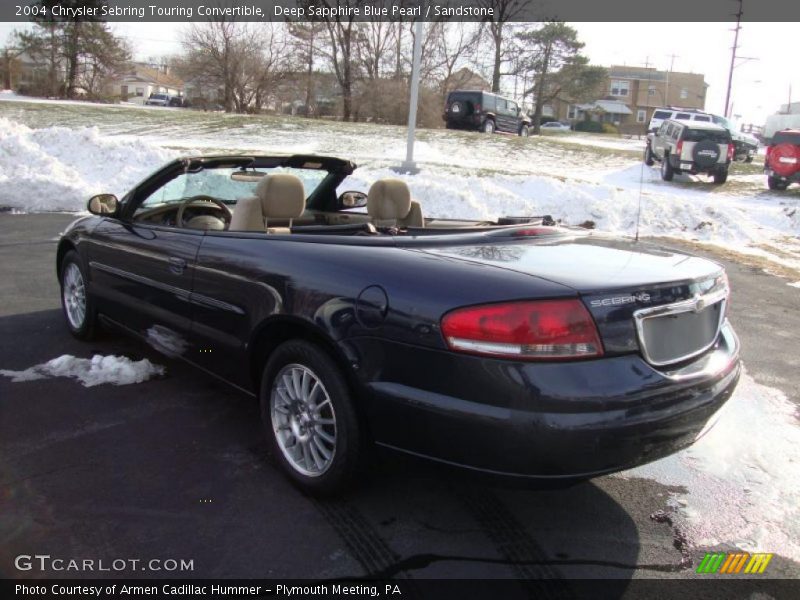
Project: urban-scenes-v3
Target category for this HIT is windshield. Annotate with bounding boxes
[136,166,329,214]
[712,115,733,129]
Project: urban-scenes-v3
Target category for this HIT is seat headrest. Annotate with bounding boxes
[367,179,412,222]
[256,174,305,220]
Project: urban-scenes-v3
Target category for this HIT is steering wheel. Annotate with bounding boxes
[175,195,232,228]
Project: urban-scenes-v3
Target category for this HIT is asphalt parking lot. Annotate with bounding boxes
[1,213,799,587]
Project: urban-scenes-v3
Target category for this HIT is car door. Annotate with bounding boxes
[85,162,203,347]
[652,123,669,158]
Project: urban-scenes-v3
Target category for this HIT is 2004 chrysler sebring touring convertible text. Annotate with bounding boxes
[56,154,741,494]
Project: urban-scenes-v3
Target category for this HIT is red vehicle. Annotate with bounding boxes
[765,129,800,190]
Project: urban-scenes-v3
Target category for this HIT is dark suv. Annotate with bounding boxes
[764,129,800,190]
[443,90,531,136]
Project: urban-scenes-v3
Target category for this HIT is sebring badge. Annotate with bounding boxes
[590,293,651,307]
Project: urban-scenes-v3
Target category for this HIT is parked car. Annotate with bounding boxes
[647,107,756,162]
[168,96,188,108]
[145,93,171,106]
[764,129,800,190]
[647,107,712,132]
[541,121,572,132]
[646,120,733,184]
[710,114,758,163]
[57,154,741,494]
[443,90,532,136]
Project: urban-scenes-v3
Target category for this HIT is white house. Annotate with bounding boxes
[110,63,183,104]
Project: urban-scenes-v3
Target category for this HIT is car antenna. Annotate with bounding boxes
[636,57,655,242]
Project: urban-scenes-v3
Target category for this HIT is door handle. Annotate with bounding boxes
[168,256,187,275]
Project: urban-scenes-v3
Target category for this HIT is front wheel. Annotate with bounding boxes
[59,250,97,340]
[483,119,495,134]
[661,154,674,181]
[260,340,364,495]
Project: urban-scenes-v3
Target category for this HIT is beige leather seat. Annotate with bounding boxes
[229,174,305,233]
[367,179,424,229]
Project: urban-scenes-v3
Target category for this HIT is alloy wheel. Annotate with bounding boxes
[62,263,86,329]
[270,364,337,477]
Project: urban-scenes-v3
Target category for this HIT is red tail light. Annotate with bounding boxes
[727,143,735,161]
[675,141,683,156]
[441,299,604,360]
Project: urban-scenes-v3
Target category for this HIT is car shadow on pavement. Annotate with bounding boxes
[0,309,668,588]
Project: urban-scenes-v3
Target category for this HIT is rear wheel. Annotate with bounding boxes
[713,169,728,185]
[260,340,364,495]
[483,119,495,134]
[660,153,674,181]
[59,250,97,340]
[768,176,789,191]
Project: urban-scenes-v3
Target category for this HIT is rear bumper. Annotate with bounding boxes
[353,321,741,479]
[765,168,800,183]
[669,154,729,174]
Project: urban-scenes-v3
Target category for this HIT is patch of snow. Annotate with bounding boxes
[0,117,178,211]
[0,107,799,270]
[789,281,800,288]
[619,369,800,561]
[0,354,165,387]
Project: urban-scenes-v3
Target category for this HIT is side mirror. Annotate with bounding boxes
[338,190,368,209]
[87,193,119,216]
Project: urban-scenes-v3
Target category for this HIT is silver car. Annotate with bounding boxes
[645,120,733,184]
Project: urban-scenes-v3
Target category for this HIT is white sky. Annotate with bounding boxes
[1,20,796,125]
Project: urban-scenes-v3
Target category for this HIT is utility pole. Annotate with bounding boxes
[665,53,678,105]
[724,0,743,118]
[397,16,424,174]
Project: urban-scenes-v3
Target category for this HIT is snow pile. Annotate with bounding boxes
[621,369,800,561]
[0,117,177,211]
[0,354,165,387]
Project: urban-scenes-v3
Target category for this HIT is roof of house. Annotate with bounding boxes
[609,65,706,84]
[119,64,183,89]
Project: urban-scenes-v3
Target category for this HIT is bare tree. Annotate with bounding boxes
[429,22,484,96]
[478,0,526,92]
[287,22,326,116]
[179,21,288,113]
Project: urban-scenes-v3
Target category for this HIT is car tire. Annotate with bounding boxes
[767,176,788,191]
[713,169,728,185]
[483,119,495,134]
[644,144,655,166]
[519,125,529,137]
[59,250,97,340]
[260,340,364,496]
[660,153,674,181]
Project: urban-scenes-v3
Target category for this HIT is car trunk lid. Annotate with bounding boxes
[416,233,727,366]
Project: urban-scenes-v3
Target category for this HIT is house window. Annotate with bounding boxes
[610,80,630,97]
[680,88,688,99]
[648,85,656,96]
[637,109,646,123]
[567,105,577,119]
[135,87,144,97]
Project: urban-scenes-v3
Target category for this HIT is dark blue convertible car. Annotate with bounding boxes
[57,155,741,494]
